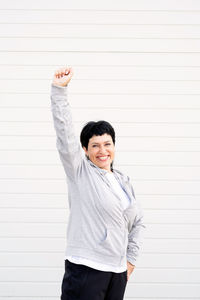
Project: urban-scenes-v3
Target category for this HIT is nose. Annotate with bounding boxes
[98,145,107,154]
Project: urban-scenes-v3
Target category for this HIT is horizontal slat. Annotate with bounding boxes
[1,223,199,239]
[125,283,200,298]
[0,253,64,267]
[135,180,200,196]
[0,267,62,282]
[0,238,65,252]
[146,209,200,224]
[2,37,200,52]
[1,79,200,94]
[1,93,200,109]
[1,122,200,138]
[138,195,200,209]
[1,136,200,151]
[0,267,199,284]
[0,252,199,268]
[0,165,199,180]
[0,150,60,165]
[1,65,200,81]
[0,52,199,66]
[0,208,68,223]
[1,150,200,166]
[0,281,199,298]
[119,165,200,180]
[2,65,200,80]
[0,179,68,194]
[134,269,200,284]
[147,224,200,239]
[1,107,200,123]
[144,239,200,253]
[1,24,200,39]
[0,208,199,223]
[1,10,200,24]
[0,282,59,297]
[0,223,68,238]
[0,193,68,208]
[1,0,200,10]
[0,237,200,254]
[0,180,199,195]
[1,194,200,210]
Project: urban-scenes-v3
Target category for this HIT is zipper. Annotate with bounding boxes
[87,157,134,211]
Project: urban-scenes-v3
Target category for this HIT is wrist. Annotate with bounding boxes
[127,261,135,268]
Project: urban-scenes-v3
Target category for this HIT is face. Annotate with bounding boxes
[83,134,115,172]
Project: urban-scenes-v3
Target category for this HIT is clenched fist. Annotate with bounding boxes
[52,67,73,87]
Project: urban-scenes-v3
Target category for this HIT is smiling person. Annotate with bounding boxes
[51,67,145,300]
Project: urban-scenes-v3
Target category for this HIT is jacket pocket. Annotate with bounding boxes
[95,226,126,256]
[67,225,98,248]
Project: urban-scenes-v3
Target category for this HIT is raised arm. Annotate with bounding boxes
[50,67,83,180]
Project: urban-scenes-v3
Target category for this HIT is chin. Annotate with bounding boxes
[98,163,110,170]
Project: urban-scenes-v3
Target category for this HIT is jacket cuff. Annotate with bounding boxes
[126,255,137,266]
[51,84,68,98]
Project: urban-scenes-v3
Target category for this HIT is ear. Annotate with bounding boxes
[83,146,88,155]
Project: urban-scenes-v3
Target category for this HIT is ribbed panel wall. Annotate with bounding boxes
[0,0,200,299]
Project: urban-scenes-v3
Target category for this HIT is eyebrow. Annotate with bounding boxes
[91,140,112,145]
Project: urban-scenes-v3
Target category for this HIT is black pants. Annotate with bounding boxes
[61,259,128,300]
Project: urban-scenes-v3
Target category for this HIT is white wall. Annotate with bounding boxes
[0,0,200,299]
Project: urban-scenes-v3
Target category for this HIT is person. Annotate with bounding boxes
[50,66,146,300]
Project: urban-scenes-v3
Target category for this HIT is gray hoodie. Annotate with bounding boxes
[51,84,146,267]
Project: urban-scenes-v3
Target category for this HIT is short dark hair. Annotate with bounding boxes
[80,120,115,150]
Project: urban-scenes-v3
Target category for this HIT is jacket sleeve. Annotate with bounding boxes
[50,84,83,180]
[126,184,146,266]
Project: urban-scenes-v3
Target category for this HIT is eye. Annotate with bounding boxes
[105,143,111,146]
[92,145,97,148]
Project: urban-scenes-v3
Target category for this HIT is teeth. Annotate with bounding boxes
[98,156,108,161]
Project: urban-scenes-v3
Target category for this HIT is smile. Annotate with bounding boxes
[97,156,109,161]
